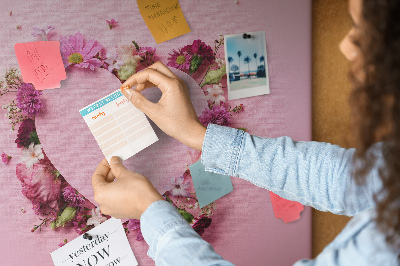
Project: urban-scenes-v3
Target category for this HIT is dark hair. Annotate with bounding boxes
[350,0,400,252]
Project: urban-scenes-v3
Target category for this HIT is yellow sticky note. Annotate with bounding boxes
[137,0,191,44]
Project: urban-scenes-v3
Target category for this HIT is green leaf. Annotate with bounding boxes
[164,195,173,205]
[189,55,203,75]
[177,208,194,223]
[237,127,247,132]
[132,40,140,52]
[201,65,226,87]
[53,207,77,228]
[29,131,40,145]
[52,170,61,178]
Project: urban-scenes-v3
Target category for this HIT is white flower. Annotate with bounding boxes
[116,44,136,62]
[31,26,55,41]
[21,143,44,170]
[86,207,107,227]
[105,49,124,72]
[215,57,226,68]
[205,83,225,105]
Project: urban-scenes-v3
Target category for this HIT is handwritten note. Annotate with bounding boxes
[79,89,158,162]
[269,192,304,223]
[137,0,191,43]
[189,160,233,208]
[51,218,138,266]
[14,41,66,90]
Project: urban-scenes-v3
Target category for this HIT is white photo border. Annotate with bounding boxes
[224,31,270,100]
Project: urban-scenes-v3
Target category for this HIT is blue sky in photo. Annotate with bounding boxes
[226,32,266,73]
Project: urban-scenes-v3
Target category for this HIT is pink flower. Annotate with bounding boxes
[106,19,118,29]
[16,163,61,212]
[199,105,231,127]
[138,47,157,67]
[72,211,90,235]
[167,49,192,70]
[127,219,143,241]
[58,239,67,247]
[1,152,11,164]
[205,83,225,105]
[165,175,190,197]
[182,40,215,63]
[86,207,107,227]
[59,32,103,70]
[191,215,212,236]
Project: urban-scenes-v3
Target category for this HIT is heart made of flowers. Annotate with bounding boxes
[35,67,207,204]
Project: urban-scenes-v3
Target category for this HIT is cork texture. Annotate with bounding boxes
[312,0,353,257]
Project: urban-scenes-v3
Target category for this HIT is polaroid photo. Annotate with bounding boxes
[224,31,270,100]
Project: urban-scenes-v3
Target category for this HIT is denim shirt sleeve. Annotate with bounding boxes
[201,124,382,216]
[141,200,235,265]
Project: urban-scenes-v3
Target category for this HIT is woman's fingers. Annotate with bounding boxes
[120,68,173,94]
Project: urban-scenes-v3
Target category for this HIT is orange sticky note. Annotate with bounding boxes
[137,0,191,44]
[14,41,66,90]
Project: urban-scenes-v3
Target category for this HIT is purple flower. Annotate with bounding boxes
[199,105,231,127]
[138,47,157,67]
[15,118,36,148]
[106,19,118,29]
[62,185,85,208]
[16,83,43,117]
[59,32,103,70]
[182,40,215,63]
[167,49,192,70]
[1,152,11,163]
[31,26,55,41]
[165,175,190,197]
[191,215,212,236]
[127,219,143,241]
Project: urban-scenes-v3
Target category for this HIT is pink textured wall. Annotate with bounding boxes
[0,0,311,265]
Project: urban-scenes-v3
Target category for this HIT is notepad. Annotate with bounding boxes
[189,160,233,208]
[14,41,66,90]
[79,90,158,162]
[51,218,138,266]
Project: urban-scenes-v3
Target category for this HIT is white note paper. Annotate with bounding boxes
[79,89,158,162]
[51,218,137,266]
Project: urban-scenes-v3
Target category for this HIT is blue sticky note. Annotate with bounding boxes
[189,160,233,208]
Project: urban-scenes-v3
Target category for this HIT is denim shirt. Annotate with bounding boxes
[140,124,399,265]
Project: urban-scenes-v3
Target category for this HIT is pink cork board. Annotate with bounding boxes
[0,0,312,265]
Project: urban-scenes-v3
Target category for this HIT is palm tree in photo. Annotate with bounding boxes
[244,56,251,78]
[228,56,233,73]
[237,51,242,75]
[253,53,258,71]
[260,55,265,71]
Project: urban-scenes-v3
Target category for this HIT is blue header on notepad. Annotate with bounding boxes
[80,91,123,116]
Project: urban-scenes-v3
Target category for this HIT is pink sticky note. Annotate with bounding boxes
[14,41,66,90]
[269,191,304,223]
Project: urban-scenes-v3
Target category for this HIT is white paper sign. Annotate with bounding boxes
[51,218,137,266]
[79,89,158,162]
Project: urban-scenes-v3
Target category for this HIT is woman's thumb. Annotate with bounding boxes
[109,156,127,178]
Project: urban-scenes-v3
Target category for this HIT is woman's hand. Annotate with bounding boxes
[120,61,206,151]
[91,156,164,219]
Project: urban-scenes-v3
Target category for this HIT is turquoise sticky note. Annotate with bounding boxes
[189,160,233,208]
